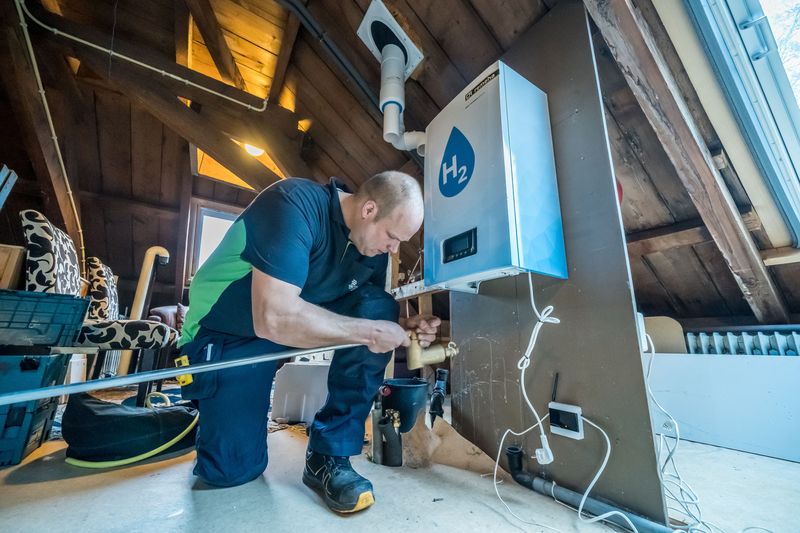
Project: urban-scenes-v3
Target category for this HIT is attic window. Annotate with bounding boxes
[686,0,800,244]
[189,201,240,278]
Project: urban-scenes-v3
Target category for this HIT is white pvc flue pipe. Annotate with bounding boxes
[380,44,425,155]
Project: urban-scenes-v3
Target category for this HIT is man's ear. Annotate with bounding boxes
[362,200,378,220]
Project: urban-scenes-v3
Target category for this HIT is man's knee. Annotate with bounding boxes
[194,447,267,488]
[350,284,399,322]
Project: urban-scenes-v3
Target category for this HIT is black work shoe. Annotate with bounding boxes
[302,449,375,513]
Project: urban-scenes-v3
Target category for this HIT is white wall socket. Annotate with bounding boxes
[548,401,584,440]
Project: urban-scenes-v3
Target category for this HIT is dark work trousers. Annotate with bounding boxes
[183,283,398,487]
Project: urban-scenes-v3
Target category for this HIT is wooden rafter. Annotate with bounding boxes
[585,0,790,324]
[175,0,194,304]
[26,1,259,111]
[0,4,81,247]
[183,0,246,90]
[268,9,301,104]
[627,210,762,257]
[79,191,179,218]
[31,2,309,183]
[76,50,280,191]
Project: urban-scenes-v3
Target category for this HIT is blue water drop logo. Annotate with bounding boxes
[438,127,475,197]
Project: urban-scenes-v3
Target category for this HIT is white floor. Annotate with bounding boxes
[0,426,796,533]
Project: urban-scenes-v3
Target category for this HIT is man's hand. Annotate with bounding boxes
[367,320,411,354]
[401,315,442,348]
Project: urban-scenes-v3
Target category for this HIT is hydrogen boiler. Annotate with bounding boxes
[423,61,567,292]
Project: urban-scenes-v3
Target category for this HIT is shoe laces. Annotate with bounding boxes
[327,456,352,473]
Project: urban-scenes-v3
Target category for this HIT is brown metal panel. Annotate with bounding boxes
[450,1,667,523]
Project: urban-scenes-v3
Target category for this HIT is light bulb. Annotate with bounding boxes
[244,144,264,156]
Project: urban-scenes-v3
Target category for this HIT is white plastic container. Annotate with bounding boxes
[271,361,330,424]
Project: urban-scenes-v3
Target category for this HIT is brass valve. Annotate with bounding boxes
[406,331,458,370]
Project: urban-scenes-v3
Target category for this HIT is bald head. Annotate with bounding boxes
[342,170,424,257]
[354,170,423,222]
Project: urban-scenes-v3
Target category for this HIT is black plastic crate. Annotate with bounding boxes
[0,401,57,467]
[0,290,89,347]
[0,354,70,416]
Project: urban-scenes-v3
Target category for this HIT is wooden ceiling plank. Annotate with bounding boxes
[646,247,730,317]
[629,255,680,316]
[607,109,675,232]
[586,0,789,323]
[466,0,548,50]
[401,0,501,81]
[54,0,175,53]
[0,9,81,246]
[94,90,133,197]
[209,0,283,55]
[184,0,247,90]
[131,105,164,203]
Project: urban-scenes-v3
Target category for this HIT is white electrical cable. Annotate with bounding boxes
[518,273,559,463]
[569,417,641,533]
[644,334,773,533]
[492,414,563,533]
[16,0,268,112]
[492,273,561,530]
[13,0,86,276]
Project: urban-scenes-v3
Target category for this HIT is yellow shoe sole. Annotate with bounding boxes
[335,491,374,514]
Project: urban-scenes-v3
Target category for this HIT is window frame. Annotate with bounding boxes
[186,197,242,282]
[685,0,800,246]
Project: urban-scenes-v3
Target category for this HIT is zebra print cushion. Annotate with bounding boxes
[77,319,177,350]
[20,210,81,295]
[86,257,119,320]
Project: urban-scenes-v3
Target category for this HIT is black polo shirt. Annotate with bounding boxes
[180,178,388,345]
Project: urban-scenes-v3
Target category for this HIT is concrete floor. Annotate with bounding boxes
[0,428,796,533]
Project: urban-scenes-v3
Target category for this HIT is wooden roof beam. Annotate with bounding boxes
[627,210,762,257]
[585,0,789,324]
[268,7,302,105]
[182,0,246,91]
[77,51,280,191]
[26,1,261,112]
[32,1,309,180]
[0,5,81,246]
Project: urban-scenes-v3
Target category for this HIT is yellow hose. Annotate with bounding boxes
[65,414,198,469]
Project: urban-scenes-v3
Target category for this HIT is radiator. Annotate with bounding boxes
[686,329,800,355]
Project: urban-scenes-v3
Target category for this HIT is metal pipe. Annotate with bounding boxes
[505,447,673,533]
[0,343,358,407]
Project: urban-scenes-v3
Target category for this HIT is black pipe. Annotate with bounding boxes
[504,446,674,533]
[377,417,402,467]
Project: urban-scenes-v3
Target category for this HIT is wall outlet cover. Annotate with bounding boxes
[548,401,584,440]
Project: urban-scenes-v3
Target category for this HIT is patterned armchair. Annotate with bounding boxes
[20,209,178,354]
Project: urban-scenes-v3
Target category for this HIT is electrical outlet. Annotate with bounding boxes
[548,402,584,440]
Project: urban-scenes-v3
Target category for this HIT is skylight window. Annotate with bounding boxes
[685,0,800,245]
[762,1,800,106]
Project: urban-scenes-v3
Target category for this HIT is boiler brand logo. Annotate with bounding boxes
[438,127,474,198]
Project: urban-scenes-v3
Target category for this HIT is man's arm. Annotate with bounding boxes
[251,267,409,353]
